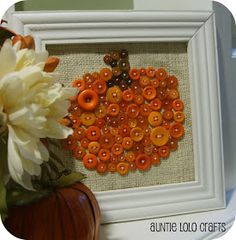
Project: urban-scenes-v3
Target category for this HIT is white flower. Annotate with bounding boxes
[0,40,73,190]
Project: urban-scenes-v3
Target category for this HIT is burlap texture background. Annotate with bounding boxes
[47,42,195,192]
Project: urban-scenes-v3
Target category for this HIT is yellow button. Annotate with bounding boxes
[148,111,162,127]
[79,112,96,126]
[150,127,169,146]
[106,86,122,103]
[130,127,144,142]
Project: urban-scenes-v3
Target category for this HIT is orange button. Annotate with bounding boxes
[73,146,86,160]
[118,124,131,137]
[83,154,98,170]
[100,67,112,81]
[80,112,96,126]
[130,127,144,142]
[173,111,185,123]
[108,162,117,173]
[93,80,107,95]
[86,126,101,141]
[70,116,81,129]
[172,99,184,111]
[83,73,94,84]
[162,121,170,130]
[98,148,110,162]
[73,127,85,140]
[148,111,162,127]
[139,67,146,76]
[117,162,129,175]
[129,68,140,81]
[92,71,101,81]
[158,145,170,158]
[81,138,89,148]
[94,118,105,128]
[99,133,115,149]
[140,104,151,117]
[88,141,100,154]
[107,103,120,116]
[167,76,178,88]
[150,78,160,88]
[169,123,184,139]
[150,127,169,146]
[72,79,85,91]
[126,103,140,118]
[62,135,78,150]
[168,138,178,151]
[155,68,167,81]
[150,98,162,111]
[134,95,144,105]
[163,110,174,121]
[139,76,150,87]
[96,162,107,174]
[137,115,148,128]
[106,86,122,103]
[132,142,144,153]
[129,162,137,171]
[112,143,124,155]
[159,79,167,88]
[168,89,179,100]
[157,88,168,100]
[144,145,154,155]
[115,134,123,144]
[141,136,151,147]
[95,105,107,118]
[77,89,99,111]
[122,137,133,150]
[142,86,157,101]
[128,118,137,128]
[122,89,134,102]
[125,151,136,162]
[146,67,156,78]
[151,153,160,165]
[135,153,151,171]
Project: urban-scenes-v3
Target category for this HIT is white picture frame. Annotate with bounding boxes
[8,10,225,224]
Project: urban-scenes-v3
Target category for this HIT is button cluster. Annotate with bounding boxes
[62,50,185,175]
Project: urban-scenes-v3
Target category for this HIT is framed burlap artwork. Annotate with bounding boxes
[9,10,225,223]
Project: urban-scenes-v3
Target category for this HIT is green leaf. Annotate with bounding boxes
[0,181,7,220]
[6,188,52,207]
[52,171,86,188]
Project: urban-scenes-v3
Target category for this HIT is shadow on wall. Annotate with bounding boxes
[15,0,133,11]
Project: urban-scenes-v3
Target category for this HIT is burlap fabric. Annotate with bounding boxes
[47,42,195,192]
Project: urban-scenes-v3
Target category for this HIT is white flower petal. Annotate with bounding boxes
[8,125,30,145]
[7,136,34,190]
[21,157,41,176]
[45,119,73,139]
[0,40,16,78]
[0,41,73,190]
[34,51,48,64]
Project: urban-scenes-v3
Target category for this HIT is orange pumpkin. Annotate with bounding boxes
[4,183,100,240]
